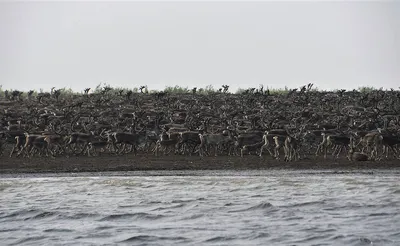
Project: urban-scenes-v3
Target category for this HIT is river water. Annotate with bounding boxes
[1,170,399,245]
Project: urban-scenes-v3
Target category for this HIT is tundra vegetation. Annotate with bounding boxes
[0,83,399,163]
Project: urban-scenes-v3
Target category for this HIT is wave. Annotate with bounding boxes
[0,182,12,191]
[151,203,185,211]
[230,202,274,212]
[99,212,165,221]
[139,200,163,204]
[10,236,46,245]
[285,200,326,208]
[249,232,271,239]
[43,228,74,233]
[204,235,237,242]
[392,189,400,194]
[1,209,59,221]
[171,199,196,203]
[0,209,37,220]
[95,225,113,231]
[66,212,100,220]
[119,235,188,243]
[290,235,334,244]
[248,202,274,210]
[368,213,392,217]
[25,211,58,220]
[0,228,19,233]
[180,213,204,220]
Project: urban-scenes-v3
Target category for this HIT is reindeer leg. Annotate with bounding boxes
[117,144,126,155]
[274,146,279,160]
[78,143,89,156]
[315,142,324,156]
[390,146,399,159]
[10,145,18,157]
[259,144,266,157]
[16,146,26,158]
[334,145,341,158]
[388,146,397,159]
[154,142,159,156]
[191,143,199,156]
[331,145,337,157]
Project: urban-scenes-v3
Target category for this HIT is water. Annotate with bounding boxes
[1,170,399,245]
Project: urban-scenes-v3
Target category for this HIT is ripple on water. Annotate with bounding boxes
[392,189,400,194]
[10,236,46,246]
[284,200,327,208]
[0,209,56,222]
[249,232,271,240]
[43,228,74,233]
[98,212,165,221]
[203,235,237,243]
[1,171,399,245]
[25,211,58,220]
[290,234,334,245]
[150,203,185,211]
[65,212,100,220]
[179,213,204,220]
[119,235,189,243]
[0,182,12,191]
[229,202,274,212]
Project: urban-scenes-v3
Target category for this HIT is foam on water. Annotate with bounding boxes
[1,169,399,245]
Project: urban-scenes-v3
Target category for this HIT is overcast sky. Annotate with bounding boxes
[0,1,399,93]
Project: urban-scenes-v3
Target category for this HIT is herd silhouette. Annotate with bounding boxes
[1,84,400,162]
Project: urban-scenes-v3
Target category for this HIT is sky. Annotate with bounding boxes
[0,1,399,93]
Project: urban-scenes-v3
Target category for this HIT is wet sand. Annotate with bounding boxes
[0,154,399,174]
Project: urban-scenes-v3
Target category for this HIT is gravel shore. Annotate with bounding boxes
[1,154,399,174]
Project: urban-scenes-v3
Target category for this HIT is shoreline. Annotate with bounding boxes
[1,155,399,174]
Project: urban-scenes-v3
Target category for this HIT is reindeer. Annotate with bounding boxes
[65,132,95,155]
[0,132,7,156]
[17,133,49,158]
[272,135,287,160]
[88,140,109,156]
[234,133,263,156]
[222,85,229,93]
[11,90,23,101]
[111,131,147,155]
[153,129,183,156]
[178,131,201,155]
[259,131,286,158]
[5,131,26,157]
[27,90,35,100]
[42,133,68,156]
[28,136,51,157]
[53,89,62,101]
[381,135,400,159]
[315,130,340,158]
[347,143,368,161]
[326,135,351,159]
[358,132,383,160]
[154,138,180,156]
[241,141,264,157]
[126,89,134,97]
[283,135,301,161]
[198,131,234,157]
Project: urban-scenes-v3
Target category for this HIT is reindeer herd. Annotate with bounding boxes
[1,85,400,163]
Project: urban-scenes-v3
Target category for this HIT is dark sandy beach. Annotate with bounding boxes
[1,154,399,174]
